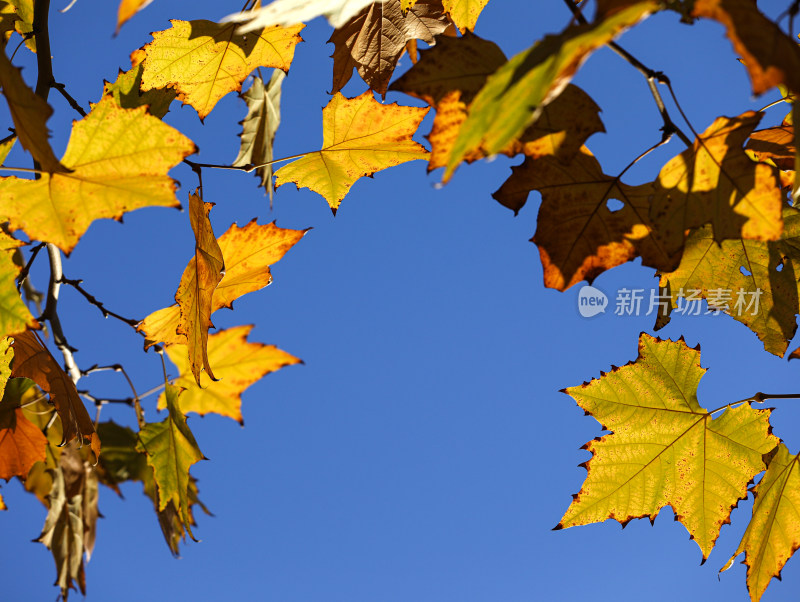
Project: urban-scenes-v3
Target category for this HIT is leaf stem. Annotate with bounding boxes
[183,151,310,173]
[709,392,800,414]
[0,165,47,175]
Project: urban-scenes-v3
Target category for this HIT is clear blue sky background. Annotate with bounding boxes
[1,0,800,600]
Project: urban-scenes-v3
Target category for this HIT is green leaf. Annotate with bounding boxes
[136,383,204,539]
[443,1,657,180]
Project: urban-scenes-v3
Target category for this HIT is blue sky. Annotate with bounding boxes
[1,0,800,600]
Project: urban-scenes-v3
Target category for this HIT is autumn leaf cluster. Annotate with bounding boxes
[0,0,800,600]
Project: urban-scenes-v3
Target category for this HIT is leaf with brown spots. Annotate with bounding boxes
[558,333,778,560]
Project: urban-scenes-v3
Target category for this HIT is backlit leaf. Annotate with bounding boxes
[175,192,225,385]
[558,333,778,559]
[138,220,307,347]
[0,376,47,480]
[136,383,204,539]
[692,0,800,95]
[329,0,449,97]
[747,120,794,171]
[274,91,429,212]
[160,325,301,424]
[0,231,38,336]
[116,0,153,32]
[721,444,800,602]
[103,53,176,119]
[497,147,677,290]
[441,0,489,32]
[8,0,33,53]
[138,19,303,120]
[10,331,99,458]
[0,97,195,253]
[233,70,285,201]
[0,47,66,173]
[444,1,656,180]
[651,112,783,245]
[224,0,384,31]
[658,208,800,357]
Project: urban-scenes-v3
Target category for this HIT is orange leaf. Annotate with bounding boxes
[693,0,800,95]
[0,402,46,480]
[176,192,225,385]
[10,331,99,459]
[116,0,154,33]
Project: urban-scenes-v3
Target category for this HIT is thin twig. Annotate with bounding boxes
[16,241,46,290]
[0,165,47,175]
[710,392,800,415]
[183,152,309,174]
[59,276,141,328]
[51,81,88,117]
[81,363,146,427]
[42,246,81,383]
[562,0,692,147]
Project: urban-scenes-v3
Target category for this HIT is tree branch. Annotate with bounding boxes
[562,0,692,146]
[59,276,141,328]
[51,81,88,117]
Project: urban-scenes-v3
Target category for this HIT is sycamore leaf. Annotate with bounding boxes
[233,70,285,201]
[10,331,99,458]
[0,336,9,392]
[138,220,307,348]
[329,0,449,97]
[160,325,301,424]
[8,0,33,53]
[138,19,303,120]
[37,443,99,601]
[224,0,384,31]
[0,97,195,253]
[103,53,177,119]
[0,231,38,337]
[497,147,677,291]
[692,0,800,96]
[0,133,15,163]
[176,192,225,385]
[651,112,783,245]
[747,121,794,171]
[659,208,800,357]
[116,0,153,33]
[136,383,204,540]
[558,333,778,559]
[275,91,429,212]
[0,1,17,45]
[0,48,66,173]
[443,1,656,181]
[441,0,489,32]
[721,444,800,602]
[391,33,604,171]
[96,420,208,555]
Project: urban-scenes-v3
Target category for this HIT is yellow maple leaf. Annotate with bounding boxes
[275,91,429,213]
[0,97,195,253]
[138,220,307,348]
[0,231,38,337]
[652,111,783,244]
[176,192,225,385]
[442,0,490,32]
[558,333,778,559]
[160,325,301,424]
[138,19,304,120]
[721,444,800,602]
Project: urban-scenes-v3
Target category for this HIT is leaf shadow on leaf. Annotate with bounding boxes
[187,21,259,59]
[768,243,797,344]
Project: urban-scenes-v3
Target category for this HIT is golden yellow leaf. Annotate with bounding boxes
[693,0,800,95]
[0,97,195,253]
[0,48,66,173]
[103,51,176,119]
[175,192,225,385]
[116,0,153,33]
[721,444,800,602]
[8,0,33,53]
[138,220,307,348]
[160,325,301,424]
[274,91,429,213]
[0,231,38,337]
[558,333,778,559]
[10,331,99,460]
[651,112,783,244]
[138,19,304,120]
[442,0,489,31]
